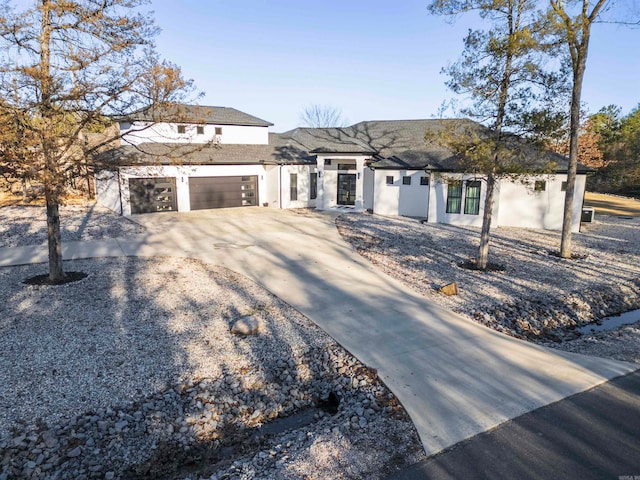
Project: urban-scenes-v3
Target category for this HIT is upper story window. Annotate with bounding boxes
[197,126,205,135]
[386,176,394,185]
[420,176,429,186]
[177,125,186,134]
[402,176,411,185]
[215,127,223,135]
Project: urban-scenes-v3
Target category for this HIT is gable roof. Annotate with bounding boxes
[119,105,273,127]
[277,119,589,174]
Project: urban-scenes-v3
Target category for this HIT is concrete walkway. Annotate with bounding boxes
[1,207,636,456]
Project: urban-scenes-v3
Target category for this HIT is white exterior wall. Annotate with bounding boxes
[425,173,586,231]
[496,174,586,232]
[99,164,267,216]
[95,170,123,214]
[373,170,430,218]
[265,164,281,208]
[279,164,317,209]
[315,155,370,211]
[374,171,400,216]
[120,122,269,145]
[429,174,492,227]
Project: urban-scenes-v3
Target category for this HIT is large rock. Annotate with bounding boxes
[231,316,263,336]
[439,282,458,296]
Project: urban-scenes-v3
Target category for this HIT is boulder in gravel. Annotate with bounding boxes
[231,316,263,336]
[438,282,458,296]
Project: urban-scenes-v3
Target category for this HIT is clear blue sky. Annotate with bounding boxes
[151,0,639,132]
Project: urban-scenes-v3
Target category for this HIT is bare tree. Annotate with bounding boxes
[299,104,348,128]
[550,0,639,258]
[0,0,197,282]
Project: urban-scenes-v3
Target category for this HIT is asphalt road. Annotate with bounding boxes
[389,370,640,480]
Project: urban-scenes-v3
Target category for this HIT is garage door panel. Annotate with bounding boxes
[189,176,257,210]
[129,177,177,214]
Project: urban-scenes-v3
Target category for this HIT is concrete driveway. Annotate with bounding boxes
[1,207,636,456]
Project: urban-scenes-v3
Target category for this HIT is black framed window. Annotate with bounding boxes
[338,163,355,170]
[386,176,394,185]
[215,127,222,135]
[561,181,567,191]
[402,176,411,185]
[290,173,298,201]
[446,181,463,214]
[420,176,429,186]
[196,126,204,135]
[177,125,186,134]
[310,172,318,200]
[464,181,481,215]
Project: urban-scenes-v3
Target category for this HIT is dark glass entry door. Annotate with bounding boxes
[337,174,356,206]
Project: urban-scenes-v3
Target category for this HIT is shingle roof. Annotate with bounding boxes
[274,128,376,154]
[100,116,589,173]
[120,105,273,127]
[97,137,317,167]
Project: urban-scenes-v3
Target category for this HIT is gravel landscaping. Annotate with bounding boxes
[0,203,146,248]
[336,213,640,364]
[0,257,425,479]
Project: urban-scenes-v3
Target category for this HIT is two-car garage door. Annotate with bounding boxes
[189,176,258,210]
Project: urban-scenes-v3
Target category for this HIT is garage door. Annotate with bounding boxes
[129,177,177,214]
[189,176,258,210]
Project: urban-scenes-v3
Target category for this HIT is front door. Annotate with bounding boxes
[337,174,356,206]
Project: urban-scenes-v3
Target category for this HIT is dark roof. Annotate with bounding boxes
[100,116,589,173]
[97,138,316,167]
[118,105,273,127]
[275,128,375,154]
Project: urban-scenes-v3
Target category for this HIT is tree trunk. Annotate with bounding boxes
[560,38,589,259]
[40,0,64,281]
[477,172,496,270]
[46,188,65,282]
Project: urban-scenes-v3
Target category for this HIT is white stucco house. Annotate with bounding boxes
[95,105,590,232]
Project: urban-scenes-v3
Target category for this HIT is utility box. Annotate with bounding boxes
[581,207,595,223]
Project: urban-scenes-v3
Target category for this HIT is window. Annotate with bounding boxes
[420,176,429,186]
[324,159,332,165]
[310,173,318,200]
[290,173,298,201]
[215,127,222,135]
[534,180,546,192]
[402,176,411,185]
[196,126,204,135]
[177,125,186,134]
[386,176,394,185]
[446,181,463,214]
[338,163,356,171]
[464,181,481,215]
[561,181,567,192]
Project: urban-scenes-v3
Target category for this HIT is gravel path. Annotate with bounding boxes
[336,213,640,364]
[0,257,425,479]
[0,203,146,248]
